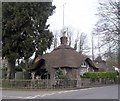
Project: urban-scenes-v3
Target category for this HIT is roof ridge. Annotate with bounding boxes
[54,44,75,51]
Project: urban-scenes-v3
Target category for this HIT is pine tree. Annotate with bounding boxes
[2,2,55,79]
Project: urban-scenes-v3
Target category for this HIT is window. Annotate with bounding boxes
[81,62,86,67]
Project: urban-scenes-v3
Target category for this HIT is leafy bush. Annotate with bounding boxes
[15,66,22,71]
[55,68,68,80]
[81,72,117,79]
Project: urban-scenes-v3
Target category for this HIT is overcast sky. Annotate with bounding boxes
[48,0,98,34]
[47,0,99,57]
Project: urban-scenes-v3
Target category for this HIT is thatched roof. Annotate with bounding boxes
[36,44,88,68]
[35,35,98,70]
[93,56,106,70]
[94,56,106,63]
[85,58,98,70]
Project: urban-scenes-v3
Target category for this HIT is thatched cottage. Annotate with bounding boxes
[32,33,98,86]
[94,56,107,71]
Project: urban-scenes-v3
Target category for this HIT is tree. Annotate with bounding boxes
[66,27,73,47]
[53,31,58,49]
[78,32,86,53]
[94,0,120,68]
[2,2,55,79]
[105,52,118,68]
[91,32,95,60]
[77,32,90,54]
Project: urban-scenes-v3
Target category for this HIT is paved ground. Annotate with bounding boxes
[1,85,119,99]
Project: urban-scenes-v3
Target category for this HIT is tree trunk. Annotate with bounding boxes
[118,27,120,75]
[25,59,29,70]
[118,46,120,66]
[7,59,15,79]
[118,3,120,70]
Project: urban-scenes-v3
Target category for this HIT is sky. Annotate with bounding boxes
[48,0,98,34]
[47,0,99,57]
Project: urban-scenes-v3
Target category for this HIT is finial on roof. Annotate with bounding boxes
[63,31,66,37]
[60,31,68,45]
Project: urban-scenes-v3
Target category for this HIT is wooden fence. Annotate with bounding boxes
[1,78,119,89]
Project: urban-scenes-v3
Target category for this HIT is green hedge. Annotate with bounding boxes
[81,72,118,79]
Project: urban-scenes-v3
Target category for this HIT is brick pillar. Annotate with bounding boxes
[50,69,56,88]
[77,68,81,88]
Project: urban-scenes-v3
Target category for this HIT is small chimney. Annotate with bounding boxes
[60,31,68,45]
